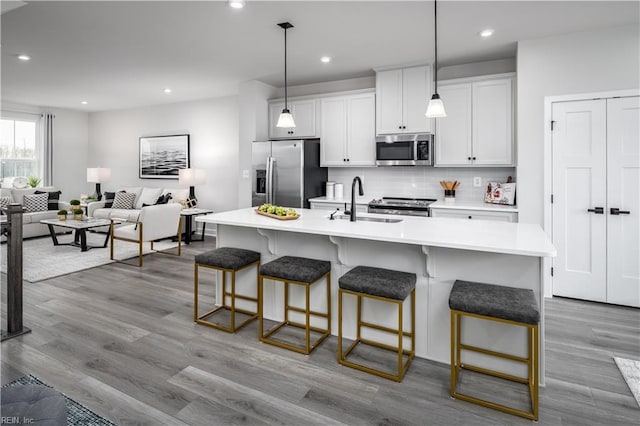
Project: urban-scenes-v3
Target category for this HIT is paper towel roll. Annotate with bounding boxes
[334,183,344,199]
[326,182,335,199]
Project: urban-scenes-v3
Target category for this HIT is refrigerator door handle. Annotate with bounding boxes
[269,157,276,204]
[265,157,271,204]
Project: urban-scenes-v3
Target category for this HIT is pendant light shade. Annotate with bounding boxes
[276,22,296,128]
[426,0,446,118]
[426,94,447,118]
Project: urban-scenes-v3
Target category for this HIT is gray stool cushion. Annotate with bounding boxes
[260,256,331,283]
[449,280,540,325]
[339,266,416,301]
[195,247,260,270]
[1,385,67,426]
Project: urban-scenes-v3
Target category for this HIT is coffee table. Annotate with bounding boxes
[40,218,115,252]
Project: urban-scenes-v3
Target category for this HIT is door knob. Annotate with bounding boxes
[610,208,631,215]
[587,207,604,214]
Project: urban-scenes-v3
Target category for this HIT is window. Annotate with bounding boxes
[0,117,40,180]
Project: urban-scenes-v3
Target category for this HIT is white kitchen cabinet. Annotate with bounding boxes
[268,99,316,139]
[376,66,432,135]
[435,75,514,167]
[320,92,375,167]
[430,208,517,222]
[309,201,346,211]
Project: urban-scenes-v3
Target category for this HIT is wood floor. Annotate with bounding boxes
[1,238,639,425]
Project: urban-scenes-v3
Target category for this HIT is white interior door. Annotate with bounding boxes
[552,99,607,302]
[606,96,640,307]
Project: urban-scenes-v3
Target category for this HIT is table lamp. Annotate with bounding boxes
[179,168,206,199]
[86,167,111,201]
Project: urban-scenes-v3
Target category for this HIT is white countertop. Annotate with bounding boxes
[197,208,555,257]
[430,200,519,212]
[308,196,373,205]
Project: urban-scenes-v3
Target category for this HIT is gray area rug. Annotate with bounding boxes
[1,233,178,282]
[614,356,640,407]
[3,375,116,425]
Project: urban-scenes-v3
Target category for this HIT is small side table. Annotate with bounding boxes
[181,208,214,244]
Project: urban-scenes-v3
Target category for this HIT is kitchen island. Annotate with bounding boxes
[197,208,556,383]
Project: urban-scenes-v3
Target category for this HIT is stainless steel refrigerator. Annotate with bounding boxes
[252,139,327,208]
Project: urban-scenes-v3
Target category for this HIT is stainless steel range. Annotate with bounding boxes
[368,197,437,217]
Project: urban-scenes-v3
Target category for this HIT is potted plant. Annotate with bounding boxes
[69,199,81,209]
[73,208,83,220]
[27,175,41,188]
[57,209,68,221]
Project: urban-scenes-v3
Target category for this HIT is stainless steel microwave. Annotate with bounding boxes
[375,133,434,166]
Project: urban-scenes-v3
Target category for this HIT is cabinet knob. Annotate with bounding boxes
[467,157,472,161]
[472,157,476,160]
[398,126,402,129]
[468,216,472,219]
[347,158,350,162]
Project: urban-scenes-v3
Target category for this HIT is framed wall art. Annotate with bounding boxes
[139,134,190,179]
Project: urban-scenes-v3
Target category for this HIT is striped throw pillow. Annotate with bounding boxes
[111,191,136,209]
[0,196,12,215]
[23,193,49,212]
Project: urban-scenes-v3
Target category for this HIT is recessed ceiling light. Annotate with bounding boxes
[163,88,172,94]
[321,56,331,63]
[80,101,88,105]
[479,29,494,38]
[17,54,31,61]
[229,0,245,8]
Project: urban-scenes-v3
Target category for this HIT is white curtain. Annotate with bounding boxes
[42,113,54,186]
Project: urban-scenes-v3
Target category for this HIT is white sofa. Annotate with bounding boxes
[0,187,66,239]
[88,187,190,221]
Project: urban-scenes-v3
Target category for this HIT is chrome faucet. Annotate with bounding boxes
[350,176,364,222]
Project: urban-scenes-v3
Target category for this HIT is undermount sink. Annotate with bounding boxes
[334,215,403,223]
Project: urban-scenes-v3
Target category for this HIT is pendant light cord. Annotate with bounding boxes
[284,27,288,110]
[434,0,438,94]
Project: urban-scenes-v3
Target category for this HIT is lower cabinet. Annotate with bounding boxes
[431,208,518,222]
[310,202,346,211]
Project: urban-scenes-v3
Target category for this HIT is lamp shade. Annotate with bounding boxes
[86,167,111,183]
[276,110,296,128]
[179,168,206,186]
[425,94,447,118]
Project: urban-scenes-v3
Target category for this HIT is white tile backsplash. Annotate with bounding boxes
[328,167,516,202]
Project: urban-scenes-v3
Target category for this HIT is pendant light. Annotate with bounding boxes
[426,0,446,118]
[276,22,296,128]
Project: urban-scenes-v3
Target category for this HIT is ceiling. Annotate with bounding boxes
[1,1,638,112]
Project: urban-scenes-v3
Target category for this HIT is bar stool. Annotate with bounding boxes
[449,280,540,421]
[338,266,416,382]
[259,256,331,355]
[194,247,260,333]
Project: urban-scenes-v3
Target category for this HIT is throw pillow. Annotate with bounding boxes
[111,192,136,210]
[0,195,11,215]
[35,190,62,211]
[142,193,172,208]
[103,191,116,208]
[23,193,49,213]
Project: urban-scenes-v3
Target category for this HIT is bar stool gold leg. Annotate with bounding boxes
[230,270,236,331]
[305,283,311,353]
[194,263,199,322]
[338,288,343,363]
[397,299,403,380]
[258,274,264,339]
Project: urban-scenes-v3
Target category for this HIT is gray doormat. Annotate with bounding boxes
[614,356,640,407]
[2,375,116,425]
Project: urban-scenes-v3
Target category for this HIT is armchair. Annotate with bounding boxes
[110,203,183,267]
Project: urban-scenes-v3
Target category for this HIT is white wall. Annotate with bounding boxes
[52,107,89,198]
[88,96,239,213]
[238,80,277,208]
[1,102,89,200]
[517,24,640,225]
[328,167,515,202]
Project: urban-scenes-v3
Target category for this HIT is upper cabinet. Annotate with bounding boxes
[435,74,515,167]
[320,91,376,167]
[268,99,317,139]
[376,65,432,135]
